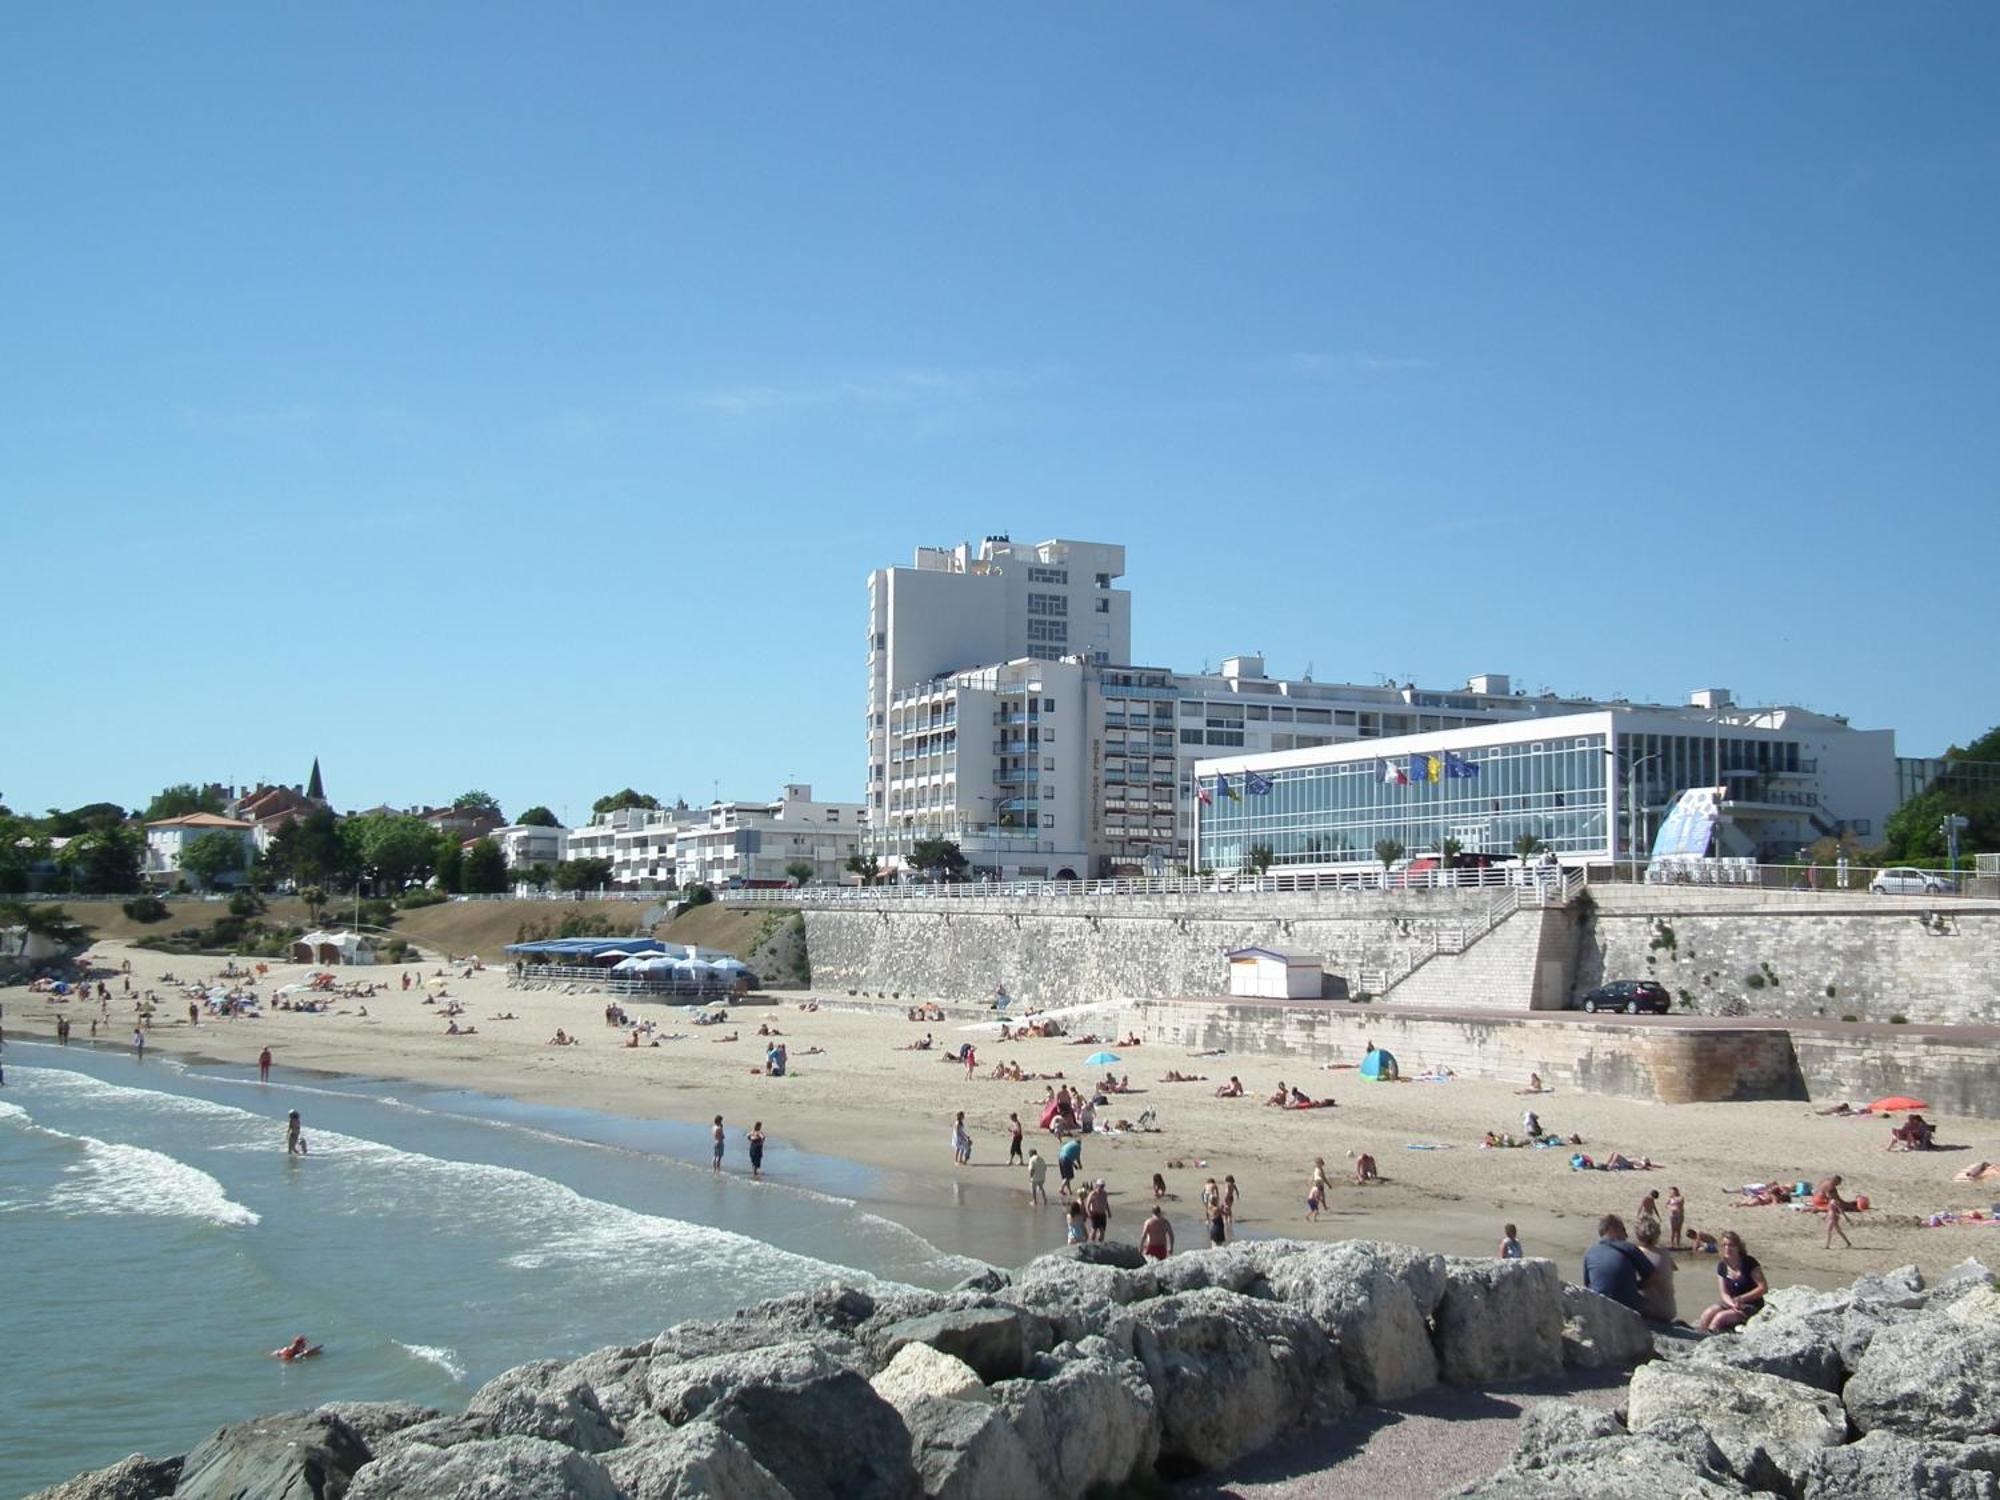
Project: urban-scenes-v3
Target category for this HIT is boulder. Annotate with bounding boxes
[554,1343,656,1430]
[23,1454,184,1500]
[174,1411,372,1500]
[989,1343,1159,1497]
[1628,1361,1847,1495]
[1261,1240,1446,1401]
[951,1267,1011,1295]
[871,1307,1052,1384]
[466,1360,622,1453]
[1148,1244,1272,1299]
[601,1422,792,1500]
[897,1395,1041,1500]
[1006,1258,1157,1345]
[1560,1284,1654,1371]
[311,1404,440,1454]
[1845,1314,2000,1442]
[1459,1431,1749,1497]
[1689,1307,1848,1392]
[1431,1258,1565,1385]
[871,1343,988,1412]
[345,1436,621,1500]
[646,1341,917,1500]
[1798,1431,2000,1500]
[1041,1241,1149,1271]
[1509,1401,1625,1466]
[1113,1288,1347,1472]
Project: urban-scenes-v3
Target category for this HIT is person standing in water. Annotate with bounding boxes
[284,1110,307,1155]
[748,1121,766,1181]
[711,1115,725,1173]
[258,1047,273,1083]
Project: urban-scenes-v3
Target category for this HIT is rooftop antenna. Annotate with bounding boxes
[1302,660,1314,682]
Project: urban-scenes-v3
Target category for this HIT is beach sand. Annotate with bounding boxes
[13,939,2000,1292]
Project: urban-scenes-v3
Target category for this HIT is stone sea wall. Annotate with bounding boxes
[40,1244,1996,1500]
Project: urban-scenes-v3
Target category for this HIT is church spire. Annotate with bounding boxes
[306,757,325,803]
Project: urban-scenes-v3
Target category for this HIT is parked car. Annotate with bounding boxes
[1576,980,1671,1015]
[1869,866,1955,895]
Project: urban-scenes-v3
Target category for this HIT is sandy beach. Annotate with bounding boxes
[12,938,2000,1293]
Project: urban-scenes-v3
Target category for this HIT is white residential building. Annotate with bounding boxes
[565,804,699,889]
[144,813,259,887]
[491,823,569,871]
[674,785,866,888]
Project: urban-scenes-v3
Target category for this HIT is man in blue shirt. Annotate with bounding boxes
[1582,1214,1654,1311]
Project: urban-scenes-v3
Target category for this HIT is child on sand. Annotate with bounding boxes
[1499,1224,1522,1259]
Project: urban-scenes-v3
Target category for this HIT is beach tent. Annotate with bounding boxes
[292,930,375,966]
[1359,1047,1399,1081]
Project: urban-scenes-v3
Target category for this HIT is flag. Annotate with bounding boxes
[1245,771,1272,796]
[1425,754,1444,784]
[1410,754,1432,785]
[1379,758,1408,786]
[1217,773,1241,803]
[1196,781,1212,807]
[1445,752,1480,779]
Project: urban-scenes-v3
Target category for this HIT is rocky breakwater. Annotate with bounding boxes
[1464,1255,2000,1498]
[32,1236,1656,1500]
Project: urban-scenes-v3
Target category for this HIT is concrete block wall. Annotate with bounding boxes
[1384,909,1578,1012]
[1790,1031,2000,1119]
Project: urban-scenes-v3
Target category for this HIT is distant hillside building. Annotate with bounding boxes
[144,813,258,886]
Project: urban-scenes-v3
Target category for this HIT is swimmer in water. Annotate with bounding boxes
[272,1335,320,1360]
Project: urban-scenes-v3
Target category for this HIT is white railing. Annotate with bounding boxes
[1587,860,1996,899]
[718,865,1583,907]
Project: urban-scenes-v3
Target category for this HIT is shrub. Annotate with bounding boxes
[1745,972,1766,990]
[381,937,414,963]
[399,887,447,909]
[1890,1014,1909,1025]
[122,895,171,924]
[227,889,266,918]
[1825,983,1838,999]
[1841,1013,1860,1023]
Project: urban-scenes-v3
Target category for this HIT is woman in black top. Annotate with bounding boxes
[1697,1231,1768,1331]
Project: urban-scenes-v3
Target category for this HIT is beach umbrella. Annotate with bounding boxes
[1870,1096,1930,1114]
[598,949,635,961]
[1084,1051,1122,1067]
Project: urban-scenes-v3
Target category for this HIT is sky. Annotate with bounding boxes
[4,4,1996,824]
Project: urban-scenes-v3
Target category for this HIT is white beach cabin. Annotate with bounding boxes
[1225,946,1324,1000]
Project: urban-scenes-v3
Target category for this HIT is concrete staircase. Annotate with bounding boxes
[1358,886,1578,1011]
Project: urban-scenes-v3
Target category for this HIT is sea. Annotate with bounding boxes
[0,1039,1033,1498]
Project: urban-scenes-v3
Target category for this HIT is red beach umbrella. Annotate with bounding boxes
[1869,1096,1929,1114]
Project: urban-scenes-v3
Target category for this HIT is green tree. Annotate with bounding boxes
[0,900,87,947]
[299,885,328,923]
[266,806,356,888]
[552,857,614,893]
[591,789,660,816]
[517,806,560,827]
[179,830,247,890]
[453,790,503,817]
[1245,842,1275,876]
[462,838,509,894]
[57,824,144,893]
[1513,833,1546,861]
[342,812,446,890]
[0,813,47,894]
[143,783,226,822]
[518,862,554,891]
[909,839,968,882]
[434,839,465,893]
[1440,836,1464,869]
[784,859,816,886]
[44,803,129,838]
[845,852,881,886]
[1374,837,1406,872]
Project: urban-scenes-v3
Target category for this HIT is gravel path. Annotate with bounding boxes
[1180,1372,1629,1498]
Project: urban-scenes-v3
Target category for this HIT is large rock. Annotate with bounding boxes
[1628,1361,1847,1495]
[1509,1401,1625,1466]
[1147,1244,1272,1299]
[345,1436,621,1500]
[465,1360,622,1453]
[872,1306,1052,1383]
[1005,1258,1157,1345]
[601,1422,792,1500]
[871,1344,988,1411]
[1845,1312,2000,1442]
[1798,1431,2000,1499]
[1689,1306,1849,1392]
[989,1341,1159,1498]
[310,1404,439,1454]
[1460,1431,1749,1497]
[175,1411,372,1500]
[554,1342,656,1429]
[1112,1288,1347,1471]
[1560,1283,1655,1371]
[644,1341,917,1500]
[897,1395,1041,1500]
[1041,1241,1148,1271]
[1432,1258,1565,1385]
[23,1455,183,1500]
[1261,1240,1446,1400]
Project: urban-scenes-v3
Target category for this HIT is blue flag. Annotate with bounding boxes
[1216,773,1240,803]
[1444,752,1480,779]
[1245,771,1272,796]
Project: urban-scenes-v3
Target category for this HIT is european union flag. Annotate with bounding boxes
[1444,752,1480,779]
[1245,772,1272,796]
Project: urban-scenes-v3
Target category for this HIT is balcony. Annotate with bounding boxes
[994,739,1028,755]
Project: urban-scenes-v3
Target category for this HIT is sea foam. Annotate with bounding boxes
[47,1135,261,1228]
[397,1342,467,1381]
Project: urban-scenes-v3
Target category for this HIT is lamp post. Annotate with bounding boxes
[1605,749,1665,882]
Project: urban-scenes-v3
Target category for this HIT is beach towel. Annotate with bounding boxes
[1405,1143,1451,1151]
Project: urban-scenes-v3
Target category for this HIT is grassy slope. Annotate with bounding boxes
[56,897,317,944]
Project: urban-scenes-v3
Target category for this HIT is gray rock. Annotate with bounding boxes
[1459,1431,1748,1497]
[1560,1283,1655,1371]
[23,1454,184,1500]
[645,1339,917,1500]
[1261,1240,1446,1401]
[175,1410,372,1500]
[950,1267,1011,1295]
[601,1422,792,1500]
[1040,1241,1148,1271]
[871,1343,987,1411]
[1005,1258,1158,1344]
[346,1436,622,1500]
[310,1404,440,1454]
[1147,1243,1272,1298]
[554,1342,656,1429]
[872,1307,1052,1384]
[1628,1361,1847,1495]
[898,1395,1040,1500]
[1849,1265,1929,1310]
[1845,1314,2000,1442]
[1689,1306,1848,1392]
[466,1360,622,1453]
[1509,1401,1625,1466]
[368,1416,490,1457]
[989,1343,1159,1497]
[1799,1431,2000,1499]
[1432,1257,1565,1385]
[1112,1287,1347,1471]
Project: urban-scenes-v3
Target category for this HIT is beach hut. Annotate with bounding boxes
[1225,946,1324,1000]
[291,929,376,966]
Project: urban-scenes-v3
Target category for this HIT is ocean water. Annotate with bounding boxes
[0,1041,1002,1498]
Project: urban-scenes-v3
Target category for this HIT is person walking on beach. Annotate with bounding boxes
[952,1111,973,1165]
[1824,1192,1853,1250]
[132,1027,146,1059]
[1007,1112,1024,1165]
[1637,1189,1662,1236]
[1139,1205,1174,1261]
[748,1121,766,1181]
[1084,1179,1111,1242]
[258,1047,272,1083]
[1026,1148,1048,1207]
[285,1110,307,1156]
[1057,1136,1082,1199]
[711,1115,725,1172]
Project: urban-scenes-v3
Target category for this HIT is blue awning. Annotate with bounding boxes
[504,937,668,957]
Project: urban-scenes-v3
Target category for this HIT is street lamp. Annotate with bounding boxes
[1605,749,1665,882]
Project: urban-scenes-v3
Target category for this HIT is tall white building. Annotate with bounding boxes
[673,784,866,888]
[867,537,1129,839]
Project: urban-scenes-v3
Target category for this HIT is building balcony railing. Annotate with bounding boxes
[994,739,1028,755]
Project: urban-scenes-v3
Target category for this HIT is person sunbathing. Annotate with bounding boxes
[1159,1070,1207,1083]
[444,1020,477,1035]
[901,1033,935,1051]
[1116,1033,1143,1047]
[1288,1087,1328,1108]
[548,1029,575,1046]
[713,1031,738,1043]
[1215,1076,1245,1098]
[1265,1082,1291,1107]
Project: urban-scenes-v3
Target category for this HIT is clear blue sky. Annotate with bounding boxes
[4,4,1995,822]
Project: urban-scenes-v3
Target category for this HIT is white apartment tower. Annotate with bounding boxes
[866,537,1130,838]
